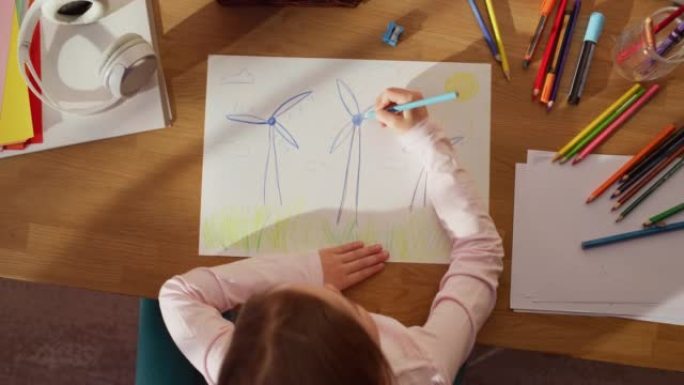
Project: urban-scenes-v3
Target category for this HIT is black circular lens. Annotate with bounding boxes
[57,1,93,16]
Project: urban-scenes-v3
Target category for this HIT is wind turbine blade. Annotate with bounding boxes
[226,114,268,124]
[272,91,313,117]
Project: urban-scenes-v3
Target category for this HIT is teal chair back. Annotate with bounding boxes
[135,298,204,385]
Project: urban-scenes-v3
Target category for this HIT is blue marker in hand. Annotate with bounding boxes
[365,91,459,120]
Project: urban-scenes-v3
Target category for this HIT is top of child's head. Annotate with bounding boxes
[218,287,393,385]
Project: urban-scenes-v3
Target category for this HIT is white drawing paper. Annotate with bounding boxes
[200,55,491,263]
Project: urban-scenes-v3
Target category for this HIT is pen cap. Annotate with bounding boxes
[584,12,605,43]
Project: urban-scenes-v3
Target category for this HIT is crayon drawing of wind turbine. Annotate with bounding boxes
[409,136,464,211]
[329,79,374,225]
[226,90,312,205]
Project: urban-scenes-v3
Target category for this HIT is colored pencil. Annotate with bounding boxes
[572,84,661,165]
[613,144,684,202]
[645,202,684,227]
[547,0,581,110]
[533,0,568,98]
[644,17,656,52]
[586,124,676,203]
[620,127,684,183]
[523,0,559,69]
[616,157,684,222]
[560,89,645,163]
[654,4,684,34]
[552,84,641,162]
[581,220,684,250]
[467,0,501,62]
[484,0,511,80]
[541,11,572,104]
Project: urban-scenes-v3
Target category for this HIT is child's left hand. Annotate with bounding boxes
[319,241,389,290]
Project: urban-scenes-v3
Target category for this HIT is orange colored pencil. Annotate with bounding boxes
[586,124,676,203]
[612,145,684,210]
[644,17,656,51]
[541,12,572,104]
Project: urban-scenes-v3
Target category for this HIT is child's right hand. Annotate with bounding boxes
[374,88,428,133]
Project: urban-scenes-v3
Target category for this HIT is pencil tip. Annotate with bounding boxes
[586,196,595,204]
[522,60,530,69]
[551,154,561,163]
[559,157,569,164]
[495,54,502,62]
[571,157,581,165]
[615,215,624,222]
[643,221,652,227]
[612,203,622,211]
[504,71,511,81]
[546,101,554,111]
[610,191,620,199]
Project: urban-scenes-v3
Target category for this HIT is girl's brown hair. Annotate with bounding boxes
[218,289,393,385]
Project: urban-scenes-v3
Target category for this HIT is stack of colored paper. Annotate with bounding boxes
[0,0,43,151]
[511,150,684,325]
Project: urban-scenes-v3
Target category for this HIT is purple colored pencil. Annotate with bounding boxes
[656,19,684,57]
[548,0,581,110]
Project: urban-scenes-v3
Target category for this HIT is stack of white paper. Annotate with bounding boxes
[511,150,684,325]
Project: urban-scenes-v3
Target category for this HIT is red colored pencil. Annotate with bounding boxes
[655,5,684,34]
[533,0,568,99]
[573,84,661,165]
[612,145,684,211]
[586,123,676,203]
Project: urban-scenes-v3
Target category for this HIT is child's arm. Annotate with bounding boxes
[158,253,322,383]
[158,242,387,383]
[376,89,504,381]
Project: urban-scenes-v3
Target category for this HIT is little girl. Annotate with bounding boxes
[160,88,504,385]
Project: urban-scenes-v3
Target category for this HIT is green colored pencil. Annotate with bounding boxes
[616,157,684,222]
[644,202,684,227]
[560,89,645,163]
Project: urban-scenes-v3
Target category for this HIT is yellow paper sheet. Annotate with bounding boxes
[0,10,33,145]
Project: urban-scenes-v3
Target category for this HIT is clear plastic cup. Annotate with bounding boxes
[613,7,684,81]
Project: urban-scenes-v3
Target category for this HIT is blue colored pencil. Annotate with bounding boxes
[547,0,581,110]
[581,220,684,249]
[366,92,458,119]
[467,0,502,62]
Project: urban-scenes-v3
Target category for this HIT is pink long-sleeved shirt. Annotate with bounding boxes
[159,121,504,385]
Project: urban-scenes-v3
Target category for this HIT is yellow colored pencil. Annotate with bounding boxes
[484,0,511,80]
[552,84,642,162]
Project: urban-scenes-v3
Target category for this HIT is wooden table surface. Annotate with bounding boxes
[2,0,683,372]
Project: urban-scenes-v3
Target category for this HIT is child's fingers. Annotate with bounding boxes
[374,108,403,128]
[325,241,364,254]
[344,251,389,273]
[384,88,421,105]
[341,244,382,262]
[345,263,385,286]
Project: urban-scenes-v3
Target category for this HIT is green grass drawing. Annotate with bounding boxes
[201,205,451,264]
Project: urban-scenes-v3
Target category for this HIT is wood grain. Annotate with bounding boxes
[1,0,683,371]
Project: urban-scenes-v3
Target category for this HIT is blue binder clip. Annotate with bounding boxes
[382,21,404,47]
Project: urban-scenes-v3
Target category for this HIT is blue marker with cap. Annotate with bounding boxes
[568,12,604,105]
[365,92,459,120]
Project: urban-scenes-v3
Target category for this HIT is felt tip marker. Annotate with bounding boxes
[568,12,605,105]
